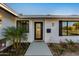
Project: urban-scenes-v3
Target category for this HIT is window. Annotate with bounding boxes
[17,20,29,33]
[59,21,79,36]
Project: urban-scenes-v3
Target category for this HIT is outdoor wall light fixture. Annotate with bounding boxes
[0,14,2,19]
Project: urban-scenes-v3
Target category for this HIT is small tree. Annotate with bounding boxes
[15,27,27,49]
[68,26,73,30]
[2,27,16,48]
[3,27,28,50]
[73,22,79,30]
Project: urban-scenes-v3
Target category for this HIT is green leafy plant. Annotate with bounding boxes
[60,41,67,48]
[50,43,65,56]
[65,39,75,46]
[65,39,76,52]
[2,27,28,54]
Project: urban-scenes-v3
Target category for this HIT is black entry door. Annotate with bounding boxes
[34,22,43,40]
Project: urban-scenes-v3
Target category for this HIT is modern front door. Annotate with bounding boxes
[34,22,43,40]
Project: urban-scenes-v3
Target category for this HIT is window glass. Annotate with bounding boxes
[68,22,79,35]
[62,22,67,35]
[17,20,29,33]
[59,21,79,36]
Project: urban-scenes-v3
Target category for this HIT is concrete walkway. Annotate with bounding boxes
[25,42,52,56]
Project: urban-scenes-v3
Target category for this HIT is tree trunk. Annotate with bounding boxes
[19,38,21,48]
[13,39,15,49]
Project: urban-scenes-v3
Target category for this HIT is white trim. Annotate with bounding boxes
[19,15,79,19]
[0,3,19,17]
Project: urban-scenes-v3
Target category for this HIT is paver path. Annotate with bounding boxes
[25,42,52,56]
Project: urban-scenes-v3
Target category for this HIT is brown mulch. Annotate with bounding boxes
[0,43,30,56]
[48,43,79,56]
[61,51,79,56]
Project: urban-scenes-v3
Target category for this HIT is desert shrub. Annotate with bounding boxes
[65,39,75,46]
[60,41,67,48]
[59,39,77,52]
[52,44,65,56]
[65,39,76,52]
[48,43,53,47]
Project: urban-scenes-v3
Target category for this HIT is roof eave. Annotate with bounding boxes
[19,15,79,19]
[0,3,19,17]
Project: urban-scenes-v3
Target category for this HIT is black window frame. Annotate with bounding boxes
[59,21,79,36]
[17,20,29,33]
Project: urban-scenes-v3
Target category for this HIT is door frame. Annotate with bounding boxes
[34,22,43,41]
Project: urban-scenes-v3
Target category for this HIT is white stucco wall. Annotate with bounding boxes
[20,19,45,43]
[44,19,79,43]
[19,18,79,43]
[27,20,34,42]
[16,18,79,43]
[0,8,16,48]
[17,19,34,43]
[45,19,62,43]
